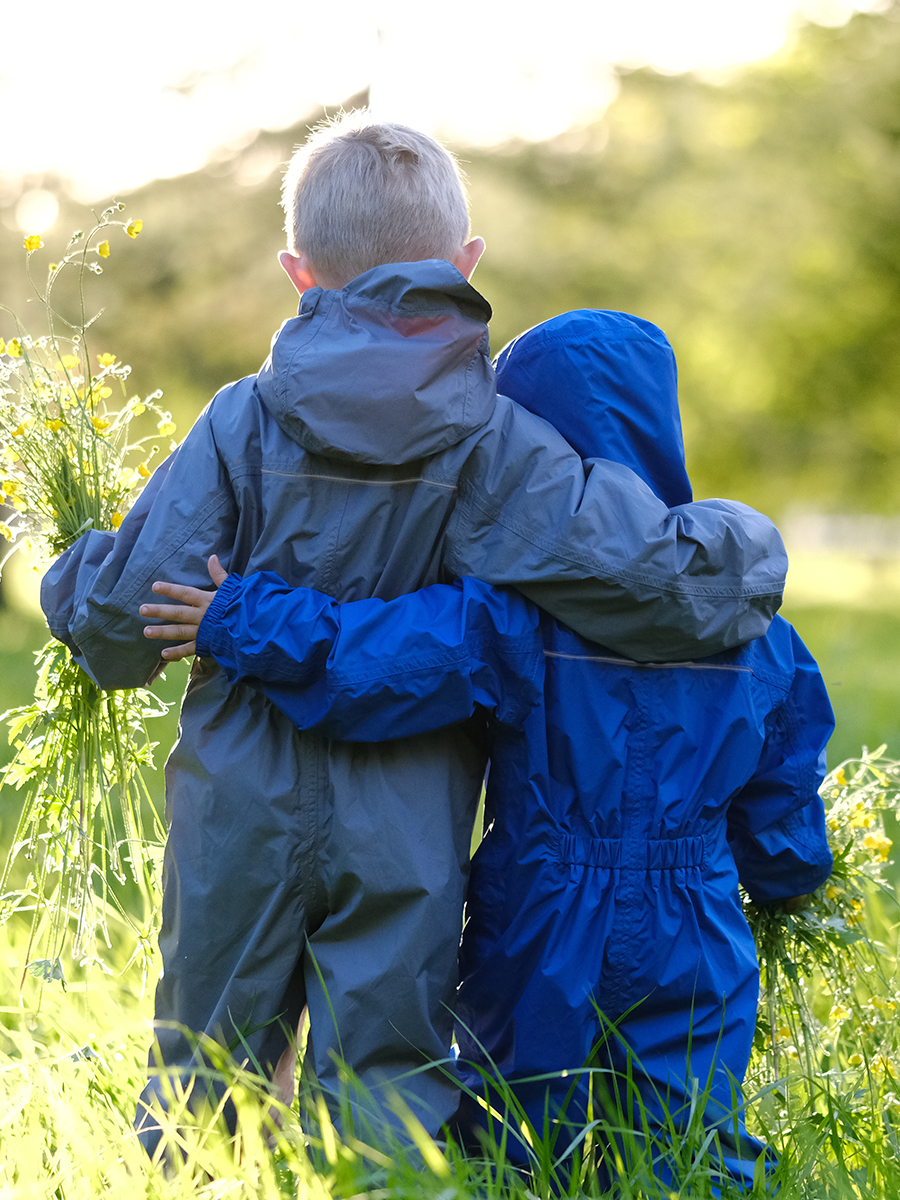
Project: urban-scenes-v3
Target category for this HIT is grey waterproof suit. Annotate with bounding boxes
[41,261,787,1142]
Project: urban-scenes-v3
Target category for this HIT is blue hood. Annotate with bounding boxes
[495,310,693,507]
[256,260,496,465]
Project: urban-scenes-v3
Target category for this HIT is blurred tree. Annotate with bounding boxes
[469,5,900,515]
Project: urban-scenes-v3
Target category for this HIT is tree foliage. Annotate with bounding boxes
[472,5,900,514]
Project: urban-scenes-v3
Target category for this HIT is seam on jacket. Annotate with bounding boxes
[256,468,457,491]
[456,486,781,600]
[320,482,351,597]
[543,650,755,674]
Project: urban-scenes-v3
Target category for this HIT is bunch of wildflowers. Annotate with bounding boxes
[0,207,175,983]
[745,747,900,1164]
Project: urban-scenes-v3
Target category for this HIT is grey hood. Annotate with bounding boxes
[256,259,497,465]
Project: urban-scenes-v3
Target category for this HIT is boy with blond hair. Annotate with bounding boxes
[43,113,787,1149]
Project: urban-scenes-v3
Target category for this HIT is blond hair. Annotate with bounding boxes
[282,113,471,285]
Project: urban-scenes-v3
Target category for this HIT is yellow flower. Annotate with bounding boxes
[11,421,29,436]
[97,352,117,367]
[848,801,874,830]
[131,400,146,415]
[91,416,111,434]
[835,768,847,787]
[776,1026,791,1040]
[157,419,176,437]
[829,1003,851,1022]
[0,523,12,541]
[48,262,58,272]
[1,479,20,495]
[97,240,110,258]
[137,461,152,479]
[848,1053,863,1066]
[871,1054,893,1077]
[0,337,5,355]
[863,832,892,862]
[870,995,897,1012]
[23,234,43,252]
[7,338,23,357]
[110,511,123,529]
[825,883,840,900]
[98,386,112,399]
[59,354,80,371]
[125,219,143,238]
[44,419,65,432]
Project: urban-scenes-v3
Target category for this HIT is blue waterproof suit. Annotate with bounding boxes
[41,276,788,1144]
[190,311,834,1184]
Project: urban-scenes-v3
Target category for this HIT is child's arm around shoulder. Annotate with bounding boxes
[445,395,788,662]
[141,563,545,741]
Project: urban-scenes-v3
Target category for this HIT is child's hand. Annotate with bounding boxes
[141,555,228,662]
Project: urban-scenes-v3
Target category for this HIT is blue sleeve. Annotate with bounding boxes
[196,574,545,741]
[39,408,238,690]
[727,627,835,903]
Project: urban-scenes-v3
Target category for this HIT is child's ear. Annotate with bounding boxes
[452,237,485,282]
[279,251,320,295]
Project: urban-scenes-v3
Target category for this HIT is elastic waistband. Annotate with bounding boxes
[557,832,707,871]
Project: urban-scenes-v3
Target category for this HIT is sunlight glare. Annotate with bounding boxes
[14,190,59,234]
[0,0,890,198]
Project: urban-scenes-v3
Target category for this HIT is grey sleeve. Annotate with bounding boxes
[40,412,238,689]
[445,397,786,662]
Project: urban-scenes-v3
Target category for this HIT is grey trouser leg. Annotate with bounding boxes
[136,724,323,1156]
[137,718,486,1155]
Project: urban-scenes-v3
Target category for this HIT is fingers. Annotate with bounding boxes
[143,622,201,641]
[160,640,197,662]
[140,560,224,659]
[151,579,207,605]
[140,602,203,623]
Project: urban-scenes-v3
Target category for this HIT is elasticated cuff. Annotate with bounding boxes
[195,572,245,658]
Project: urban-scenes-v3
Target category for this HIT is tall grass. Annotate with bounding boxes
[1,753,899,1198]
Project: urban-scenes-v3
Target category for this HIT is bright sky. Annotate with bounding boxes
[1,0,886,222]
